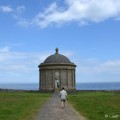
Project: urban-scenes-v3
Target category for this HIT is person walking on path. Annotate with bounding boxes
[59,87,68,109]
[35,92,87,120]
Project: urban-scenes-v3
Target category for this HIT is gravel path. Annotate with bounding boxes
[35,93,87,120]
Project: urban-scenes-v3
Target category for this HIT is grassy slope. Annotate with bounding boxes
[69,91,120,120]
[0,92,51,120]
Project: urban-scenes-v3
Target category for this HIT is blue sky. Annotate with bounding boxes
[0,0,120,83]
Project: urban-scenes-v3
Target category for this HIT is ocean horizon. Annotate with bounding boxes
[0,82,120,90]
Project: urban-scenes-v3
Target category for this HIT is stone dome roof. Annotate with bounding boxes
[44,48,71,63]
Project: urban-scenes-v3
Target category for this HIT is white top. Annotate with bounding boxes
[59,90,67,100]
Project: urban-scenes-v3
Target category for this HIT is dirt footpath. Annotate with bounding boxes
[35,93,87,120]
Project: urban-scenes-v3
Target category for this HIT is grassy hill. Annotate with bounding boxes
[69,91,120,120]
[0,91,51,120]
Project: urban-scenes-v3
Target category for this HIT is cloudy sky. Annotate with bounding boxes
[0,0,120,83]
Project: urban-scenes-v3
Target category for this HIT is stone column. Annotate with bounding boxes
[52,69,54,89]
[45,70,46,90]
[39,69,41,90]
[74,69,76,88]
[67,69,69,88]
[59,69,61,89]
[72,69,74,87]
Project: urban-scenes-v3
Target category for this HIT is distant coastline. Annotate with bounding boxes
[76,82,120,90]
[0,82,120,91]
[0,88,120,93]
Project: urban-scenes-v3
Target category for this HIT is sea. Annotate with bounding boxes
[0,82,120,90]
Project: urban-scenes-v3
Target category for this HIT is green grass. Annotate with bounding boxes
[69,91,120,120]
[0,91,51,120]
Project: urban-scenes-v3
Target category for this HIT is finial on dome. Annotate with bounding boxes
[55,48,59,54]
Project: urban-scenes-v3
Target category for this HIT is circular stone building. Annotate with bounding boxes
[38,48,76,91]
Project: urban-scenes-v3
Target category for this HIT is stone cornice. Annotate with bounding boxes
[40,66,75,70]
[38,62,76,68]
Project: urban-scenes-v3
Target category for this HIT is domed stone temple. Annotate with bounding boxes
[38,48,76,91]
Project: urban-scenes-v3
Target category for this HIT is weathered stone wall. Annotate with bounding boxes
[39,64,76,91]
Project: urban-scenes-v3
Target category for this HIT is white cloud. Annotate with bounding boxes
[0,47,11,61]
[16,5,26,14]
[0,5,26,14]
[0,46,10,52]
[30,0,120,28]
[0,5,26,24]
[75,58,120,83]
[0,51,42,72]
[77,59,120,74]
[97,60,120,74]
[0,5,13,13]
[1,1,120,28]
[0,47,46,83]
[17,19,31,28]
[0,46,76,83]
